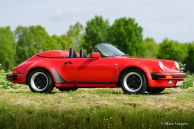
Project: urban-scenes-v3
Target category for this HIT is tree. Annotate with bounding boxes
[82,16,110,53]
[143,38,158,58]
[0,27,16,70]
[15,25,61,63]
[52,35,67,49]
[157,39,187,62]
[184,42,194,72]
[66,22,84,49]
[108,17,144,57]
[52,34,78,50]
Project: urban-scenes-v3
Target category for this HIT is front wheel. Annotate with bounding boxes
[28,69,54,93]
[146,87,165,94]
[120,69,147,94]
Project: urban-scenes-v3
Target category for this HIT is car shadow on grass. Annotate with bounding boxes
[108,91,171,95]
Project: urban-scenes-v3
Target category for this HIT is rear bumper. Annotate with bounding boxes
[7,74,25,84]
[7,74,17,81]
[151,72,186,80]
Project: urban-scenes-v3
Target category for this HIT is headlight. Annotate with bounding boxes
[158,61,164,70]
[175,61,180,70]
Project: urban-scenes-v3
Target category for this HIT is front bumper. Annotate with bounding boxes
[149,72,186,88]
[151,72,186,80]
[7,74,25,84]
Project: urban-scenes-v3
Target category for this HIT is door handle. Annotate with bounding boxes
[64,61,72,65]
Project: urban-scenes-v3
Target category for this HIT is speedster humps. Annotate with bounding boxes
[7,43,186,94]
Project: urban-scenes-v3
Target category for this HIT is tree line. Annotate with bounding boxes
[0,16,193,72]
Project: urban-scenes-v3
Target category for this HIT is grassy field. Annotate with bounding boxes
[0,87,194,129]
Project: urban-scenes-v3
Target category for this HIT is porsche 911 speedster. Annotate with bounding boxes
[7,43,186,94]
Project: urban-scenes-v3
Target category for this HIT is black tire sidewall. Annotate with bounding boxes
[28,69,54,93]
[120,69,147,94]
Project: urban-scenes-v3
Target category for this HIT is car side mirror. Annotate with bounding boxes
[91,52,101,58]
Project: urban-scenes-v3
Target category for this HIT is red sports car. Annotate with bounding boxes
[7,43,186,94]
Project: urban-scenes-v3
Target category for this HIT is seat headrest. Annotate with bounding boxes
[80,49,87,58]
[69,48,77,58]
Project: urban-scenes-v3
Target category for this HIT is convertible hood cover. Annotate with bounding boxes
[37,50,69,58]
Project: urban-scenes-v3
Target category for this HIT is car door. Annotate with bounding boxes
[61,57,114,83]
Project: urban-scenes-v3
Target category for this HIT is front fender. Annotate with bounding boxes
[116,59,160,86]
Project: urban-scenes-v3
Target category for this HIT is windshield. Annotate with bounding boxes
[95,43,126,57]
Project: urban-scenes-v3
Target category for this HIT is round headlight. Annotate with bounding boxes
[159,61,164,70]
[175,61,180,70]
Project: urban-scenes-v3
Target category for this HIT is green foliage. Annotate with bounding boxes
[82,16,110,53]
[157,39,187,62]
[66,22,84,49]
[15,25,61,63]
[108,17,144,57]
[184,43,194,72]
[143,38,158,58]
[181,74,194,89]
[52,35,68,50]
[0,64,20,89]
[0,27,16,70]
[178,62,186,72]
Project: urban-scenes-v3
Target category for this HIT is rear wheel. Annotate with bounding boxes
[58,87,78,92]
[120,69,147,94]
[28,69,54,93]
[146,87,165,94]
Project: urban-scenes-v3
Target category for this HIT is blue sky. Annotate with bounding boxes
[0,0,193,42]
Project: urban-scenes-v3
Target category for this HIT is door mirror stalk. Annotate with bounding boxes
[91,52,101,58]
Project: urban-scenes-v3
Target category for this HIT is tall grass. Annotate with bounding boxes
[0,104,193,129]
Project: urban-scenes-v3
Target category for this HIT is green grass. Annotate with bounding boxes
[0,88,193,129]
[0,104,193,129]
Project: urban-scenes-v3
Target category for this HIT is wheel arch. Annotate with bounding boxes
[118,66,148,87]
[26,67,55,85]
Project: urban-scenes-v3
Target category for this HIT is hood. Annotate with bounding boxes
[37,50,69,58]
[129,57,178,72]
[118,56,179,72]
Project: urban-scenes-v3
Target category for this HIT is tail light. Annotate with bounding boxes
[12,69,17,74]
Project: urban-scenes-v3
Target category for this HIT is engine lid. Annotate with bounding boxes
[37,50,69,58]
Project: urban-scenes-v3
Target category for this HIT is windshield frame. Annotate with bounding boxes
[95,43,126,57]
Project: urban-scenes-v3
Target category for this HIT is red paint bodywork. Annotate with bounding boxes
[7,50,186,88]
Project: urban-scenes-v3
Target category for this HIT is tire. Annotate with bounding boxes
[58,87,78,92]
[146,87,165,94]
[28,69,54,93]
[120,69,147,94]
